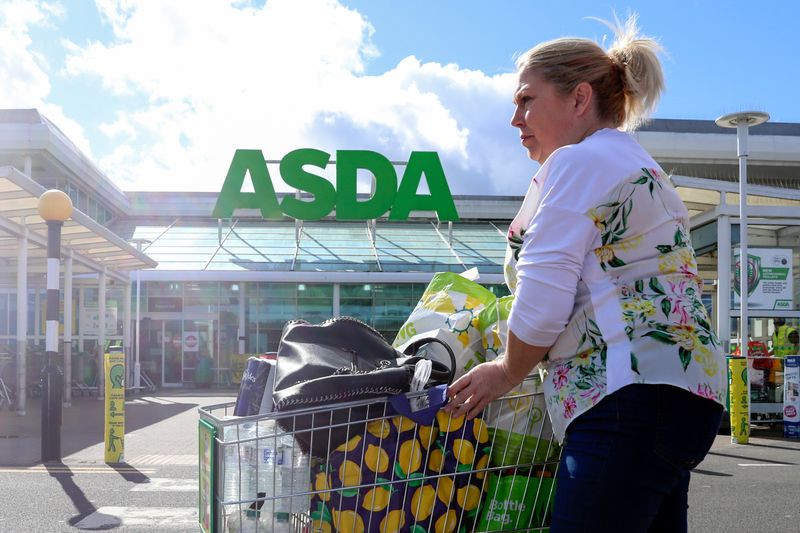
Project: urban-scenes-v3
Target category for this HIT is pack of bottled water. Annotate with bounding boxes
[222,418,310,533]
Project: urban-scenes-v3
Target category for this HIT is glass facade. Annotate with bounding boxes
[132,280,510,385]
[0,275,515,387]
[128,220,510,273]
[37,177,116,225]
[340,283,426,341]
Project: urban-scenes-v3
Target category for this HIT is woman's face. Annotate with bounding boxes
[510,69,584,164]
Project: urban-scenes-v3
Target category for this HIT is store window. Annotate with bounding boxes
[218,282,240,368]
[244,283,334,353]
[340,283,426,342]
[485,284,512,298]
[184,281,217,314]
[296,284,333,324]
[731,224,800,311]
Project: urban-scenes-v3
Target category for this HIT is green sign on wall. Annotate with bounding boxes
[212,149,459,221]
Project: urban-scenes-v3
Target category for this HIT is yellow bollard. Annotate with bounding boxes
[729,357,749,444]
[104,353,125,463]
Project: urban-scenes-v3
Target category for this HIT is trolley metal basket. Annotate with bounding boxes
[198,378,561,533]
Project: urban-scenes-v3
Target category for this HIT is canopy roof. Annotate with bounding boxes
[0,166,156,283]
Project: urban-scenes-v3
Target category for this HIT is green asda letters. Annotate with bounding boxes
[212,149,458,221]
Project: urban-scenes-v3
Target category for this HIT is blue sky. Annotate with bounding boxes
[1,0,797,195]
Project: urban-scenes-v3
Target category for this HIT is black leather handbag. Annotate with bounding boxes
[272,317,456,458]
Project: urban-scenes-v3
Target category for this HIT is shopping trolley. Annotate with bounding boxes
[198,378,561,533]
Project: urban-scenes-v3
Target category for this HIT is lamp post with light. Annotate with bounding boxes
[38,189,73,462]
[715,111,770,359]
[715,111,769,445]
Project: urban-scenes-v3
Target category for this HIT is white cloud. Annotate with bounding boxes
[0,1,53,104]
[64,0,535,194]
[0,0,94,157]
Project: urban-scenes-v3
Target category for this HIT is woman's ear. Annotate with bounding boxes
[572,81,594,117]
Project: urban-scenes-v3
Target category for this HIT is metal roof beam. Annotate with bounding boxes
[672,174,800,201]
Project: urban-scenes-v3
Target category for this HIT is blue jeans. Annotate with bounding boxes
[551,384,723,533]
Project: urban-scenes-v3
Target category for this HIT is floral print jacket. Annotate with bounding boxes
[505,130,727,441]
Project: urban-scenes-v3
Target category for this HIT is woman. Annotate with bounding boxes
[446,16,726,532]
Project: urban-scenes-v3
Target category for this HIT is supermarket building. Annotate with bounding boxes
[1,109,799,408]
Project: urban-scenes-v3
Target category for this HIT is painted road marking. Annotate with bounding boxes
[128,454,197,466]
[738,463,795,467]
[139,396,178,405]
[130,477,197,492]
[74,506,197,529]
[0,466,155,474]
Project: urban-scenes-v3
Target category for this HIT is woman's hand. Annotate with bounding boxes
[444,360,517,420]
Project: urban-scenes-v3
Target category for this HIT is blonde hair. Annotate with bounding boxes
[515,14,664,131]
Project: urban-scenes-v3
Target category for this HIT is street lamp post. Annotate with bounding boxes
[38,189,73,462]
[716,111,769,445]
[715,111,770,359]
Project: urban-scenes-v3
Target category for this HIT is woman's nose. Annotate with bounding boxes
[510,106,523,128]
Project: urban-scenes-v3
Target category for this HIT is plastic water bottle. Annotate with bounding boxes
[222,420,259,532]
[255,420,282,518]
[257,510,291,532]
[223,421,258,505]
[291,445,312,514]
[227,509,260,533]
[275,432,312,516]
[273,512,292,533]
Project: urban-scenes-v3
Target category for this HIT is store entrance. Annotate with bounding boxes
[140,314,216,387]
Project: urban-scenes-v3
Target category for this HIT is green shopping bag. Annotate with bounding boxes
[477,472,556,531]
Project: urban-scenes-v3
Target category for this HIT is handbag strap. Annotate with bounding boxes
[402,337,457,385]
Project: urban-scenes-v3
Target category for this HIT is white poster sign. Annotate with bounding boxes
[80,304,119,335]
[734,248,793,310]
[183,331,199,352]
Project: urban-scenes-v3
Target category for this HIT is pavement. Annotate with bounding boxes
[0,389,237,532]
[1,393,799,532]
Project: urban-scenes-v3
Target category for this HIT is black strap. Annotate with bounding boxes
[402,338,457,385]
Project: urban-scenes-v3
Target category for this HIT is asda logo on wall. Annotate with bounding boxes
[212,149,459,221]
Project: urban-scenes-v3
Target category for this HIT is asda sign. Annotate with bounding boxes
[212,149,459,221]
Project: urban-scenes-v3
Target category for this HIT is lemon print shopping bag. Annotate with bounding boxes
[309,386,491,533]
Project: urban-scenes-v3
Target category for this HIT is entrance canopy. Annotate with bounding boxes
[0,165,156,282]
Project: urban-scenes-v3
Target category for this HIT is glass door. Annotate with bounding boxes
[162,319,183,386]
[142,318,163,387]
[182,318,215,384]
[140,313,217,386]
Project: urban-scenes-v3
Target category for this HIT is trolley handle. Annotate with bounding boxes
[388,384,449,426]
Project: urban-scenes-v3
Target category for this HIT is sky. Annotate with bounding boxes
[1,0,798,196]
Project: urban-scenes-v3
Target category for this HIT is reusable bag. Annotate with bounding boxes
[309,386,492,533]
[393,271,498,379]
[481,296,557,467]
[272,317,456,458]
[477,472,556,531]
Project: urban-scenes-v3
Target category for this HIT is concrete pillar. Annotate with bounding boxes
[123,280,132,386]
[238,283,245,354]
[34,283,41,346]
[134,270,141,390]
[77,286,84,352]
[98,269,106,399]
[717,215,731,352]
[64,252,73,407]
[333,283,340,317]
[16,231,28,415]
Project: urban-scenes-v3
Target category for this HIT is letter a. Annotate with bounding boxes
[390,152,458,221]
[212,150,282,219]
